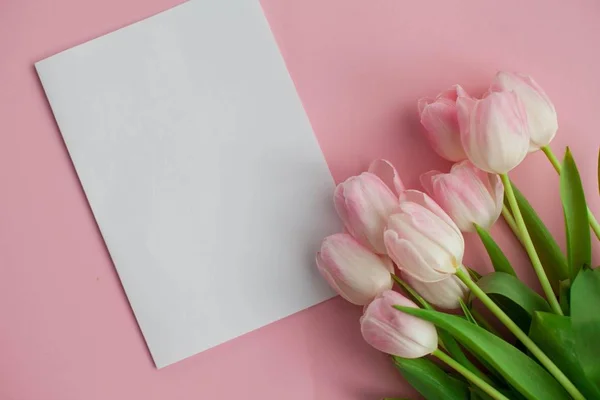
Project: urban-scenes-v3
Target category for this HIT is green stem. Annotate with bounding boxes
[432,349,509,400]
[456,269,585,400]
[542,146,600,240]
[501,205,521,242]
[500,174,563,315]
[392,274,432,310]
[541,145,561,173]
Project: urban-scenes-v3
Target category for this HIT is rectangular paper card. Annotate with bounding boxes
[36,0,339,368]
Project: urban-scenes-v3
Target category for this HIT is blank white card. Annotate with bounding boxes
[36,0,338,368]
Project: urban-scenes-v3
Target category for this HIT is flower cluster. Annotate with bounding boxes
[316,71,559,359]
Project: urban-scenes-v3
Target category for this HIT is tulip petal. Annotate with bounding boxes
[316,253,372,305]
[395,202,464,272]
[492,72,557,149]
[384,229,451,282]
[420,100,467,162]
[400,190,461,236]
[435,162,499,231]
[417,97,431,114]
[333,173,398,254]
[459,92,530,174]
[368,159,406,196]
[403,267,469,309]
[361,291,438,358]
[419,170,441,196]
[438,84,468,101]
[333,184,353,232]
[318,234,394,305]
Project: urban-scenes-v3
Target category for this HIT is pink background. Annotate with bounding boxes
[1,0,599,399]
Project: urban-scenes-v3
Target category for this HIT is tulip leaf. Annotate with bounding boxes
[571,267,600,388]
[529,311,600,399]
[393,274,487,383]
[511,182,568,288]
[474,224,517,277]
[459,298,478,326]
[394,306,570,400]
[393,356,469,400]
[468,267,482,281]
[559,279,571,316]
[475,272,551,331]
[560,148,591,279]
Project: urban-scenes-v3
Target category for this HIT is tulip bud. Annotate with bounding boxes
[334,172,399,254]
[457,91,530,174]
[421,161,503,232]
[316,233,394,305]
[491,72,558,150]
[384,190,464,282]
[418,85,470,162]
[360,290,438,358]
[403,267,469,309]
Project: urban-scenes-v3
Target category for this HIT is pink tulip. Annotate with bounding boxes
[403,266,469,309]
[360,290,438,358]
[491,72,558,150]
[368,159,406,196]
[421,161,504,232]
[418,85,469,162]
[457,91,530,174]
[384,190,464,282]
[316,233,394,306]
[334,172,399,254]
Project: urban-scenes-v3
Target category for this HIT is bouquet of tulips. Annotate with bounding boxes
[316,72,600,400]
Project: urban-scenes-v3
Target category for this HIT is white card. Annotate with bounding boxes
[36,0,338,368]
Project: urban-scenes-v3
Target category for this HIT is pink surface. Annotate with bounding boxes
[1,0,599,399]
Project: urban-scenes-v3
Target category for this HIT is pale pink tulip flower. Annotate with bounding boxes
[361,290,438,358]
[457,91,530,174]
[316,233,394,306]
[334,172,399,254]
[421,161,504,232]
[384,190,464,282]
[491,72,557,150]
[418,85,470,162]
[403,266,469,309]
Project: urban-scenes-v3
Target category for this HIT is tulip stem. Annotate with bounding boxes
[500,174,563,315]
[432,349,509,400]
[501,205,521,242]
[456,268,585,400]
[541,146,600,240]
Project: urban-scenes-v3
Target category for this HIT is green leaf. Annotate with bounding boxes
[475,272,551,331]
[559,279,571,316]
[474,224,517,277]
[511,182,568,288]
[393,356,469,400]
[571,268,600,388]
[560,147,591,279]
[393,274,488,383]
[468,267,482,281]
[394,307,571,400]
[529,311,600,399]
[459,298,478,326]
